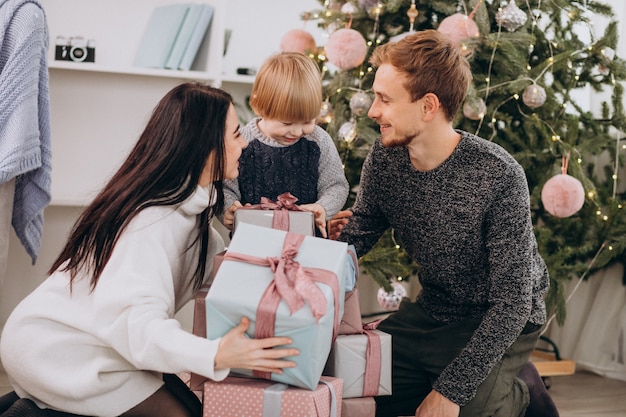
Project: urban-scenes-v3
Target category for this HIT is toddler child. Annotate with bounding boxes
[221,52,349,237]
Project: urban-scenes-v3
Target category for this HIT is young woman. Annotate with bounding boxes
[0,83,298,417]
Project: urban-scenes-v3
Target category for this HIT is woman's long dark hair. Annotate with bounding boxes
[50,83,232,292]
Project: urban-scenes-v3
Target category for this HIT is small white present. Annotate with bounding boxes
[324,329,392,398]
[233,192,315,236]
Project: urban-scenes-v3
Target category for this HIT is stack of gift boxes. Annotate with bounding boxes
[190,196,391,417]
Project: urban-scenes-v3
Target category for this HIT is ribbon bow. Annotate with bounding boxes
[248,192,305,231]
[263,233,328,319]
[223,232,341,379]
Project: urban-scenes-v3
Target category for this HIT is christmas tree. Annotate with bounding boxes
[296,0,626,324]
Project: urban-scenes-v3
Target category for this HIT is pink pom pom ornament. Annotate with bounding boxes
[541,174,585,218]
[438,1,482,56]
[541,153,585,218]
[325,28,368,70]
[438,13,480,55]
[280,29,317,54]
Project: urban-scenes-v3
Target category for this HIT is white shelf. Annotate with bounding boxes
[220,73,256,85]
[47,63,259,86]
[40,0,225,74]
[48,61,219,83]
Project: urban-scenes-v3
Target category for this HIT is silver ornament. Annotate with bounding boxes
[522,84,547,109]
[495,1,528,32]
[341,2,357,15]
[598,47,616,76]
[377,281,407,311]
[349,92,372,116]
[316,100,333,124]
[338,120,357,143]
[462,96,486,120]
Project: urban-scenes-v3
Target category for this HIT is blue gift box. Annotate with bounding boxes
[205,222,348,390]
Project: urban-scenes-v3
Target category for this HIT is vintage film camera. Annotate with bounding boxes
[55,36,96,63]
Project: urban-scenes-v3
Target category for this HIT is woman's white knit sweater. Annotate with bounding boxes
[1,186,228,416]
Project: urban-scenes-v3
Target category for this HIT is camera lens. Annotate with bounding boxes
[69,46,88,62]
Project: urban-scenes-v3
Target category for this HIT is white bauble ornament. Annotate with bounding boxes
[341,2,358,14]
[522,84,547,109]
[338,120,357,143]
[377,281,407,311]
[463,96,486,120]
[598,47,616,76]
[541,173,585,218]
[317,100,333,124]
[349,92,372,116]
[495,1,528,32]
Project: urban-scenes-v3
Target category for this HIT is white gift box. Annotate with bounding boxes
[234,209,315,236]
[324,330,392,398]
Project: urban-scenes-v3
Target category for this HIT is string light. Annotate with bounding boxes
[612,131,622,198]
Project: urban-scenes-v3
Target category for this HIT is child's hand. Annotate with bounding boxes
[222,201,243,230]
[214,317,299,373]
[300,203,327,238]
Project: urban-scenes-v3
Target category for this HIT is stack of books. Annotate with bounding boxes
[134,3,214,71]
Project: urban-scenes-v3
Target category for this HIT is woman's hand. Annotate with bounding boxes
[214,317,299,374]
[300,203,327,238]
[327,210,353,240]
[222,201,243,230]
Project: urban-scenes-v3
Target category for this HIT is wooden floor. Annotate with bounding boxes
[1,369,625,415]
[548,371,626,417]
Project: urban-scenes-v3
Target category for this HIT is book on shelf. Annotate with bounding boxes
[164,3,203,70]
[178,3,214,71]
[133,3,189,69]
[135,3,214,71]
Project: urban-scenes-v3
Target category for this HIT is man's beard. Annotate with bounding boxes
[382,132,416,148]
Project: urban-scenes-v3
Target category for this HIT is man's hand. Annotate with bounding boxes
[414,390,460,417]
[327,209,353,240]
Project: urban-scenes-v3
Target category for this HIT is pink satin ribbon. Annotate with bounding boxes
[245,192,306,231]
[222,232,341,380]
[361,320,383,397]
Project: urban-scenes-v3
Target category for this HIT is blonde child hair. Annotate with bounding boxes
[249,52,322,122]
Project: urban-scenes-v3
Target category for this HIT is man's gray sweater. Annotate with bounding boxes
[340,130,549,405]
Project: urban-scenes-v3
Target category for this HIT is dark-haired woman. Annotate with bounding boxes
[0,83,298,417]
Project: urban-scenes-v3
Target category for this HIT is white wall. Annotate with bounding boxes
[221,0,325,77]
[0,0,324,352]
